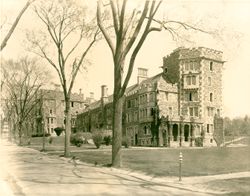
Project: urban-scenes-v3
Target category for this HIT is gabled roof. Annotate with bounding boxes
[79,72,177,115]
[40,89,84,102]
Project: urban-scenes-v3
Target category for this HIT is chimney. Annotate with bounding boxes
[137,68,148,84]
[101,85,108,98]
[88,92,94,103]
[79,88,84,101]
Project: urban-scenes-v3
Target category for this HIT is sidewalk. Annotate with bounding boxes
[0,139,246,196]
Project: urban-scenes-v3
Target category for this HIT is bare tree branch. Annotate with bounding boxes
[97,1,115,56]
[1,0,35,51]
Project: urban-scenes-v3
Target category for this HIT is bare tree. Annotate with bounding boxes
[0,0,36,51]
[28,0,99,157]
[97,0,212,167]
[2,57,49,145]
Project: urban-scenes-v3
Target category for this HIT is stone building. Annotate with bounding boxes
[76,47,224,147]
[34,86,94,136]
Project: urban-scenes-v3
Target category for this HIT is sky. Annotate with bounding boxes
[1,0,250,118]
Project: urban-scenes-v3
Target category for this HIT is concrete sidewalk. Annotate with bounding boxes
[0,139,239,196]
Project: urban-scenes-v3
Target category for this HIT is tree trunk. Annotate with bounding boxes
[112,96,124,167]
[64,98,71,157]
[18,121,22,145]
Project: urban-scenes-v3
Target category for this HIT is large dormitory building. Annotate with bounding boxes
[78,47,224,147]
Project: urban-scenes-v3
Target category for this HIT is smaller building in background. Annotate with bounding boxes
[34,86,94,136]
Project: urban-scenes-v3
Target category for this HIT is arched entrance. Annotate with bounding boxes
[173,124,178,141]
[184,124,189,142]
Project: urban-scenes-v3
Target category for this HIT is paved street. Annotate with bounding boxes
[1,139,249,196]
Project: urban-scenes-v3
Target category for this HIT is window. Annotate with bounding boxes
[51,128,54,133]
[190,62,194,70]
[210,93,213,102]
[210,62,213,71]
[194,62,199,70]
[49,109,53,114]
[192,76,196,85]
[164,68,168,73]
[185,91,198,102]
[72,118,76,126]
[165,92,168,100]
[150,108,154,116]
[207,107,214,117]
[169,107,172,116]
[149,93,154,102]
[208,77,211,86]
[185,63,189,71]
[217,109,220,117]
[189,92,192,101]
[127,100,131,108]
[135,98,138,106]
[207,124,210,133]
[193,92,198,101]
[51,118,53,124]
[194,107,198,117]
[144,126,147,135]
[189,107,194,116]
[189,107,199,117]
[134,112,138,121]
[71,102,74,107]
[186,76,191,85]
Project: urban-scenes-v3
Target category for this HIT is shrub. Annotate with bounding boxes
[70,132,84,147]
[122,136,131,148]
[103,135,112,146]
[92,132,103,149]
[48,137,53,144]
[45,133,51,137]
[54,127,64,136]
[195,137,203,147]
[32,133,51,137]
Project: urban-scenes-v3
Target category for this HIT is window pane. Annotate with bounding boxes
[194,107,198,117]
[187,76,191,85]
[192,76,196,85]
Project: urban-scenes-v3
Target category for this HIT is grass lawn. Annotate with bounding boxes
[30,136,250,177]
[63,146,250,177]
[205,177,250,196]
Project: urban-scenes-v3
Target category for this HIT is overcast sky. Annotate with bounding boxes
[1,0,250,118]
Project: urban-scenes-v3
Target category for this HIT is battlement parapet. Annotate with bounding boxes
[165,47,223,62]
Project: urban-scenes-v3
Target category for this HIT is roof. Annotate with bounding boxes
[80,73,170,114]
[40,89,84,102]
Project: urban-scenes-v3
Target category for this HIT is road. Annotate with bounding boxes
[0,139,242,196]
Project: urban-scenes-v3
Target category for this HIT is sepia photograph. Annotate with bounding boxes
[1,0,250,195]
